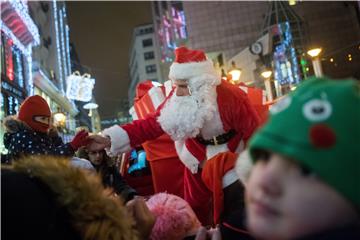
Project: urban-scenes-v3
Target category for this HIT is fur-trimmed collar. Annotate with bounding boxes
[4,156,139,240]
[3,115,31,133]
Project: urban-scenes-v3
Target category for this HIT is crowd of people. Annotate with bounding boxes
[2,46,360,240]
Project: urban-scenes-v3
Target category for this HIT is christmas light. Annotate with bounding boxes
[65,25,72,74]
[66,72,95,102]
[5,0,40,45]
[14,46,24,87]
[27,51,34,95]
[59,8,68,77]
[53,0,64,92]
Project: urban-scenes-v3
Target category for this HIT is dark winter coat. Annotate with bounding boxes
[3,116,74,162]
[94,164,137,202]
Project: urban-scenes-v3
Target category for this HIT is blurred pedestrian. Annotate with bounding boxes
[77,147,137,202]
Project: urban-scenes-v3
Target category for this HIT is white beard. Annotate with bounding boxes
[157,84,217,141]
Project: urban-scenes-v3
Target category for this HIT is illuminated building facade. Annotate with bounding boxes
[151,1,187,82]
[1,0,40,153]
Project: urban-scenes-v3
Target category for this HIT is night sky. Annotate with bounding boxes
[67,1,152,121]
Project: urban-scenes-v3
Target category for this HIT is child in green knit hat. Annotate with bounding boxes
[246,77,360,240]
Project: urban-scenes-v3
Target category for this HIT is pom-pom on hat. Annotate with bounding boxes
[249,77,360,209]
[18,95,51,133]
[146,193,201,240]
[202,152,239,224]
[169,46,221,88]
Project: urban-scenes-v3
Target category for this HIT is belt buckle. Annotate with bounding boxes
[212,136,218,145]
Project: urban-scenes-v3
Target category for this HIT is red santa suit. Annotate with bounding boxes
[103,47,260,224]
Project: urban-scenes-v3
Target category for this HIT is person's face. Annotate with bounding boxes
[174,79,191,97]
[246,151,358,240]
[88,150,104,165]
[33,116,50,125]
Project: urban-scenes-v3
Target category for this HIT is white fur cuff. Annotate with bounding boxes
[235,150,253,187]
[102,125,131,156]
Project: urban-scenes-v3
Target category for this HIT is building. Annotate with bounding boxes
[28,1,78,142]
[1,0,40,153]
[128,23,162,105]
[151,1,188,82]
[182,1,360,98]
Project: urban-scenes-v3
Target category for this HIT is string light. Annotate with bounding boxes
[14,46,24,87]
[65,24,72,74]
[53,0,64,92]
[59,8,68,77]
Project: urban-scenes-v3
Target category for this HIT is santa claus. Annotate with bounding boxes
[88,46,260,224]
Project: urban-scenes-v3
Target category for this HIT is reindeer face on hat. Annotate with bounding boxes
[18,95,51,133]
[169,46,221,92]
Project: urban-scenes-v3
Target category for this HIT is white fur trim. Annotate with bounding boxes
[102,125,131,156]
[235,149,253,186]
[169,59,221,86]
[206,144,229,160]
[222,169,238,188]
[174,140,199,174]
[129,106,138,120]
[148,87,165,109]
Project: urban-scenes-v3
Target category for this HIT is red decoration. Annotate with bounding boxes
[5,39,14,81]
[309,124,336,148]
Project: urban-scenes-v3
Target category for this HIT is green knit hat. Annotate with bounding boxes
[249,77,360,208]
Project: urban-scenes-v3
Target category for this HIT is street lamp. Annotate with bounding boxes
[53,109,66,128]
[83,102,99,132]
[228,61,242,84]
[261,70,274,102]
[307,47,323,77]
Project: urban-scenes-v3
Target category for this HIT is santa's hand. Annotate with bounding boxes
[126,197,156,240]
[86,134,111,152]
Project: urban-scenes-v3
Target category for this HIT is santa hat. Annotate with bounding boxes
[18,95,51,133]
[201,152,240,224]
[169,46,221,88]
[146,193,201,240]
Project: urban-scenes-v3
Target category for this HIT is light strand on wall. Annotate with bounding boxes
[59,8,68,77]
[65,24,72,74]
[52,0,64,92]
[14,46,24,87]
[27,49,34,95]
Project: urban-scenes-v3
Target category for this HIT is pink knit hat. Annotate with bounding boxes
[146,193,201,240]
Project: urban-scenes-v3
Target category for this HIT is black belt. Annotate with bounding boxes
[196,129,236,146]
